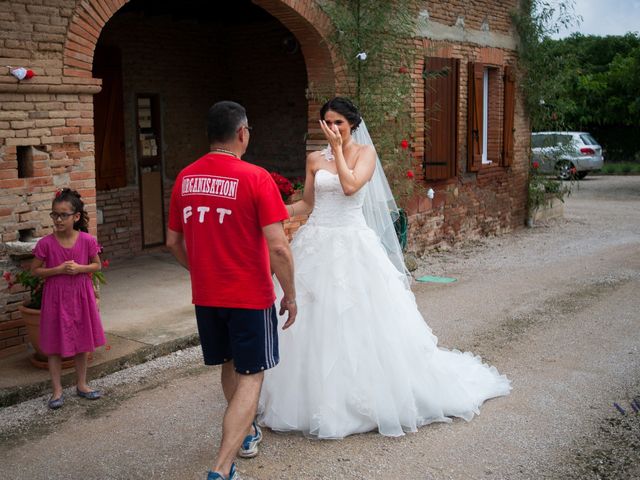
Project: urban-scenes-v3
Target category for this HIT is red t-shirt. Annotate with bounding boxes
[168,153,288,309]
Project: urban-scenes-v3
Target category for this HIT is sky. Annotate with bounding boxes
[552,0,640,38]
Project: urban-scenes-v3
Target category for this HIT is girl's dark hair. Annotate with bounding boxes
[52,188,89,232]
[320,97,362,133]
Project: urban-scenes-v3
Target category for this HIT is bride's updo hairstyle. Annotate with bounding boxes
[320,97,362,133]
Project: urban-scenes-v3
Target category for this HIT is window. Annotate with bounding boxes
[580,133,597,145]
[17,146,34,178]
[531,134,546,148]
[556,134,572,146]
[533,134,557,148]
[467,63,516,171]
[482,68,489,164]
[423,57,459,180]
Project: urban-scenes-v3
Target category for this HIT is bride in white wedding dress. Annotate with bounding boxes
[258,97,511,439]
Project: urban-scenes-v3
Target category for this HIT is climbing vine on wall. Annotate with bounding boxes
[317,0,420,204]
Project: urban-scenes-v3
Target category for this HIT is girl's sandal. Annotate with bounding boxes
[48,395,64,409]
[76,389,102,400]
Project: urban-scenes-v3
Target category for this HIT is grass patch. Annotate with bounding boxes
[601,162,640,175]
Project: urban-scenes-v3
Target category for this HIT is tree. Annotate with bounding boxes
[512,0,581,131]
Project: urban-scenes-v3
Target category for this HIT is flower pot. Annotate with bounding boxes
[19,304,85,370]
[287,189,303,204]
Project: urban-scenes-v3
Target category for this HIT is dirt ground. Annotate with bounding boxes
[1,175,639,480]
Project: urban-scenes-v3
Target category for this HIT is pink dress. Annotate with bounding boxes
[33,232,105,357]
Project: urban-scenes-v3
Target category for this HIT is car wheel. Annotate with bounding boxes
[555,160,575,180]
[576,171,588,180]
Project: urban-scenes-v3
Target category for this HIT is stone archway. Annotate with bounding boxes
[62,0,341,147]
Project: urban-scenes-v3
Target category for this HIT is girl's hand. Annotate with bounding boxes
[62,260,81,275]
[319,120,342,152]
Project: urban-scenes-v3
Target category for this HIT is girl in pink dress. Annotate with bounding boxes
[32,188,105,409]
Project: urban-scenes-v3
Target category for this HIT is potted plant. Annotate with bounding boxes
[3,264,107,369]
[270,171,295,202]
[288,176,305,204]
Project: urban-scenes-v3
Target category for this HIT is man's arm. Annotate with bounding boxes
[166,228,189,270]
[262,222,297,329]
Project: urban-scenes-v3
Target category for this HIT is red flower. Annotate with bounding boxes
[570,167,577,174]
[398,66,409,74]
[532,161,540,169]
[270,172,294,199]
[102,259,110,268]
[2,271,11,282]
[25,69,35,80]
[406,170,415,179]
[400,139,409,150]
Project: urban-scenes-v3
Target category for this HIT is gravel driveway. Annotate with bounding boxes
[2,175,639,480]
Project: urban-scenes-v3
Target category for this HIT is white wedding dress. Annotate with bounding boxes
[258,168,511,439]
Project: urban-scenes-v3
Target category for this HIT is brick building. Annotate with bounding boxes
[0,0,529,357]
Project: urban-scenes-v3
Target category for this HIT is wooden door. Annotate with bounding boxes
[136,95,165,247]
[93,46,127,190]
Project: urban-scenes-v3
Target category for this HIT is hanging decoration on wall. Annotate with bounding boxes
[281,34,300,55]
[7,66,35,81]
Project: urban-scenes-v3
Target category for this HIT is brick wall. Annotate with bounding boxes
[96,186,140,259]
[405,36,528,253]
[425,0,516,35]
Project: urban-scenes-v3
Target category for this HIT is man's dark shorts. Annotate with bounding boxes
[195,305,279,375]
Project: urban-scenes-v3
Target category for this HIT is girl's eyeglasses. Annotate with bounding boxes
[49,212,75,220]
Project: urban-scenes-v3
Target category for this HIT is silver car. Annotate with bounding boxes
[531,132,604,180]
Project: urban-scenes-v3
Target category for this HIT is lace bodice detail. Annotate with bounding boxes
[308,169,368,228]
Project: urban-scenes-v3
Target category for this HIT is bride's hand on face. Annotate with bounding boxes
[319,120,342,151]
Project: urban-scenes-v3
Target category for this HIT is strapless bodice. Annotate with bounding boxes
[307,169,368,228]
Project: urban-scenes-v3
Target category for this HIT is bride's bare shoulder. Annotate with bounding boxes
[354,143,376,163]
[307,150,324,162]
[306,150,325,170]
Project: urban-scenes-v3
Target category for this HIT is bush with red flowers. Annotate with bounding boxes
[270,172,295,201]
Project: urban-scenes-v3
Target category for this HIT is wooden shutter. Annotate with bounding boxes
[467,62,484,172]
[93,46,127,190]
[424,57,459,180]
[502,65,516,167]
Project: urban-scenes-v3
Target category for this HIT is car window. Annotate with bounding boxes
[531,134,557,148]
[580,133,597,145]
[531,134,545,148]
[556,134,572,146]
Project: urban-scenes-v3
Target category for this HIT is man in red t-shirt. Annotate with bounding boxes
[167,101,296,480]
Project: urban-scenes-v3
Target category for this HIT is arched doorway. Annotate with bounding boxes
[63,0,338,258]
